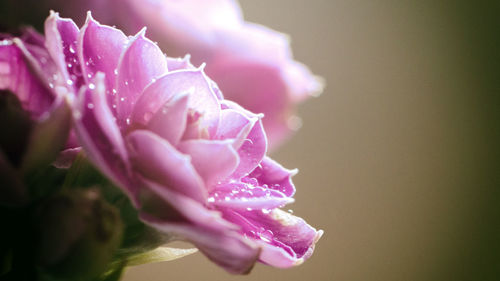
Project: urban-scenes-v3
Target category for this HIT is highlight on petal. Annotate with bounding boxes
[210,181,293,211]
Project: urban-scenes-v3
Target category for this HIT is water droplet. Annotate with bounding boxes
[120,97,126,102]
[112,104,117,109]
[69,45,76,54]
[262,209,271,214]
[260,230,274,242]
[124,81,129,86]
[114,69,118,75]
[48,83,54,88]
[126,118,131,125]
[87,103,94,109]
[89,83,95,90]
[66,79,74,86]
[287,209,294,214]
[246,207,253,211]
[207,197,215,203]
[112,89,117,94]
[67,63,72,68]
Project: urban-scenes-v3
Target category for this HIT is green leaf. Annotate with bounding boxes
[125,247,197,267]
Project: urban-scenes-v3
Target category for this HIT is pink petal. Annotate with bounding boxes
[166,55,195,71]
[0,40,54,118]
[72,73,135,202]
[115,29,168,123]
[139,178,235,231]
[126,130,206,203]
[208,60,290,149]
[131,69,220,136]
[139,184,260,275]
[222,209,323,268]
[78,12,128,109]
[143,221,260,274]
[210,181,293,211]
[177,139,239,188]
[247,156,296,197]
[215,108,257,150]
[44,12,83,90]
[232,118,267,179]
[147,92,189,146]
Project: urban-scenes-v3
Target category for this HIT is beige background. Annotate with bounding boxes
[124,1,500,281]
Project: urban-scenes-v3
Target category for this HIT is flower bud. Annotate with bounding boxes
[34,188,123,280]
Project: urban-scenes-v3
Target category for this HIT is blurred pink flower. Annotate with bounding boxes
[0,29,71,205]
[42,12,322,273]
[41,0,324,149]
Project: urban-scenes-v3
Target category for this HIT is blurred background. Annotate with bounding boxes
[122,1,500,281]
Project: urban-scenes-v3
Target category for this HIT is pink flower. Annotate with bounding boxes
[33,0,324,148]
[40,11,322,273]
[0,29,71,205]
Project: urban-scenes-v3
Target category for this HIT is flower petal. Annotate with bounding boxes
[72,73,134,201]
[139,185,260,274]
[210,181,293,211]
[232,118,267,179]
[78,12,128,108]
[177,139,239,188]
[0,40,54,118]
[147,92,189,146]
[44,11,83,90]
[115,29,168,123]
[216,108,257,150]
[131,69,220,136]
[126,130,206,203]
[247,156,296,197]
[222,209,323,268]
